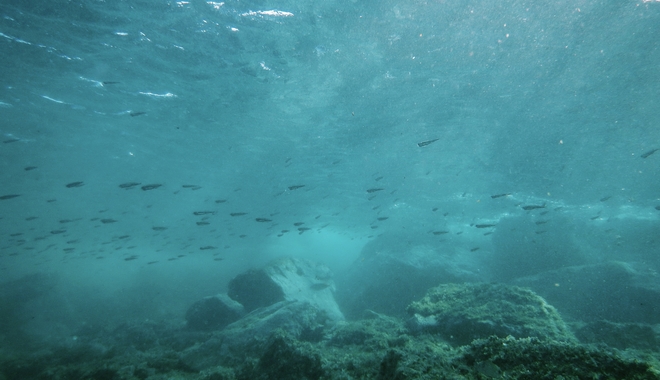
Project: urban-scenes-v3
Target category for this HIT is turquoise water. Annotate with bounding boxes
[1,0,659,364]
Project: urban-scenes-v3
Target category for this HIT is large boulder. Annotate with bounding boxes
[185,293,244,331]
[336,232,480,319]
[514,261,660,323]
[406,283,576,346]
[228,257,343,321]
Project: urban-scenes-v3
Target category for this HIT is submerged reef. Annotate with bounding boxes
[1,282,658,379]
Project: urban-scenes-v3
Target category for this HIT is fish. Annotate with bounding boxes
[374,176,383,181]
[129,111,146,117]
[655,206,660,211]
[0,194,20,200]
[182,184,201,190]
[483,232,493,236]
[66,181,84,188]
[24,166,37,171]
[474,224,496,228]
[432,231,449,235]
[141,184,162,191]
[124,256,138,261]
[432,207,438,212]
[417,138,439,147]
[491,193,511,199]
[377,217,389,221]
[298,227,311,233]
[119,182,140,189]
[3,138,19,143]
[147,261,159,265]
[25,216,38,221]
[641,148,658,159]
[535,220,548,225]
[50,230,67,234]
[196,221,210,226]
[521,204,545,211]
[288,185,305,190]
[366,188,384,193]
[100,219,117,224]
[215,199,227,203]
[213,258,224,261]
[102,81,120,85]
[152,226,168,231]
[200,246,217,250]
[293,222,305,226]
[230,212,247,217]
[600,196,612,202]
[256,218,272,222]
[194,211,215,216]
[470,247,480,252]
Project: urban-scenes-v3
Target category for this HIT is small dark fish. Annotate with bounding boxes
[417,138,439,147]
[655,205,660,211]
[116,235,130,239]
[298,227,311,233]
[470,247,480,252]
[102,81,120,85]
[124,256,138,261]
[24,166,38,171]
[66,181,84,188]
[147,261,159,265]
[182,184,201,190]
[377,217,389,221]
[535,220,548,225]
[3,138,19,143]
[371,225,378,229]
[375,176,384,181]
[310,283,331,291]
[256,218,272,222]
[432,231,449,235]
[200,246,217,250]
[491,193,511,199]
[288,185,305,190]
[0,194,20,200]
[47,199,57,202]
[129,111,146,117]
[540,211,549,215]
[432,207,438,212]
[293,222,305,226]
[194,211,215,216]
[152,226,168,231]
[230,212,247,217]
[600,196,612,202]
[100,218,117,224]
[590,215,600,220]
[26,216,38,221]
[281,230,289,233]
[141,184,162,191]
[474,224,496,228]
[119,182,140,189]
[51,230,66,234]
[483,232,493,236]
[366,188,384,193]
[215,199,227,203]
[535,230,547,234]
[641,148,658,159]
[213,258,224,261]
[521,204,545,211]
[196,221,210,226]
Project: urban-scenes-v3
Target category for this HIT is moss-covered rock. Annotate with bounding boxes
[457,335,660,380]
[406,283,576,345]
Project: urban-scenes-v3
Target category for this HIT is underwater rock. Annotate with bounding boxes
[185,293,244,331]
[228,257,343,320]
[486,214,592,281]
[336,232,480,318]
[406,283,576,346]
[514,261,660,323]
[181,300,335,370]
[574,320,660,350]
